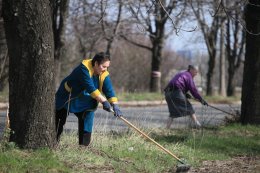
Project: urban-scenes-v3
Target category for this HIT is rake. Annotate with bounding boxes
[190,97,238,117]
[110,110,191,172]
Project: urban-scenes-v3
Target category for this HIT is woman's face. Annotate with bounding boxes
[190,68,198,78]
[93,60,110,75]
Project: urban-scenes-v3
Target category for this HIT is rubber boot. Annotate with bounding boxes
[82,132,91,146]
[56,108,68,142]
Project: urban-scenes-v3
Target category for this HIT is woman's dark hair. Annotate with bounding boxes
[188,65,196,71]
[92,52,110,66]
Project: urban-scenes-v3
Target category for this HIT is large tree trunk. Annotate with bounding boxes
[241,0,260,124]
[150,40,163,92]
[3,0,56,148]
[149,23,164,92]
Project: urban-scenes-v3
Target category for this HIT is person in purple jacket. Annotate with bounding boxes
[164,65,208,128]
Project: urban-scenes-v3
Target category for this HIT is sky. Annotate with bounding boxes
[166,29,208,53]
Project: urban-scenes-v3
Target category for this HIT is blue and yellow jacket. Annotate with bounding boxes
[55,59,118,113]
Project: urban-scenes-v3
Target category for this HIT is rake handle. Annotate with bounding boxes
[117,115,184,164]
[207,104,237,117]
[190,97,237,117]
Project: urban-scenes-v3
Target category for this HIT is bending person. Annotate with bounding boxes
[164,65,208,129]
[55,52,122,146]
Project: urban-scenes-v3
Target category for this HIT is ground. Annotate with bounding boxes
[187,156,260,173]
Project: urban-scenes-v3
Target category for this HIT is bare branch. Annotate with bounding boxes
[157,0,197,35]
[212,0,260,35]
[98,0,108,23]
[120,34,152,51]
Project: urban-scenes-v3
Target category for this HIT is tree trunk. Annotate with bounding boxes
[227,63,235,96]
[3,0,56,148]
[205,21,219,96]
[52,0,69,88]
[219,18,226,96]
[150,40,162,92]
[149,19,164,93]
[206,46,216,96]
[0,0,9,91]
[241,0,260,124]
[226,6,245,97]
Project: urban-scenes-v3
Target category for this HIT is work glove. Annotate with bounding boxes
[200,99,208,106]
[111,104,123,117]
[185,93,192,99]
[102,101,112,112]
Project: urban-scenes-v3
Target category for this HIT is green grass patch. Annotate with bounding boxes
[0,90,241,103]
[0,124,259,172]
[117,92,164,101]
[151,124,260,166]
[203,95,241,104]
[116,92,241,104]
[0,146,71,173]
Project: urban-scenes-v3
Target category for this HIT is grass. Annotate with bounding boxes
[0,124,259,172]
[0,146,71,173]
[117,92,165,102]
[116,92,241,104]
[203,95,241,104]
[0,90,240,104]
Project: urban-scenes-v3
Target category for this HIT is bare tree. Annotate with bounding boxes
[51,0,70,88]
[0,0,9,91]
[225,2,245,96]
[120,0,188,92]
[241,0,260,124]
[190,0,220,96]
[70,0,104,59]
[109,39,151,92]
[3,0,56,148]
[219,20,226,96]
[218,1,226,96]
[99,0,122,55]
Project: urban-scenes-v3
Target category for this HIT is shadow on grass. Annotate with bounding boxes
[149,127,220,144]
[152,133,189,144]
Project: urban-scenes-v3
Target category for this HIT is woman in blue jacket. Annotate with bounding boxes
[55,52,122,146]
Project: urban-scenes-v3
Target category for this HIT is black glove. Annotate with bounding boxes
[186,93,192,99]
[200,99,208,106]
[102,101,112,112]
[112,104,123,117]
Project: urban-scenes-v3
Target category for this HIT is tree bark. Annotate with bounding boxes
[0,0,9,91]
[205,31,218,96]
[219,17,226,96]
[3,0,56,148]
[227,64,235,96]
[241,0,260,124]
[149,15,164,92]
[226,5,245,97]
[150,38,163,92]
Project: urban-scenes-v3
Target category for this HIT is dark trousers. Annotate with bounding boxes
[55,108,91,146]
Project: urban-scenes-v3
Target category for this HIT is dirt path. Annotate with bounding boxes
[188,156,260,173]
